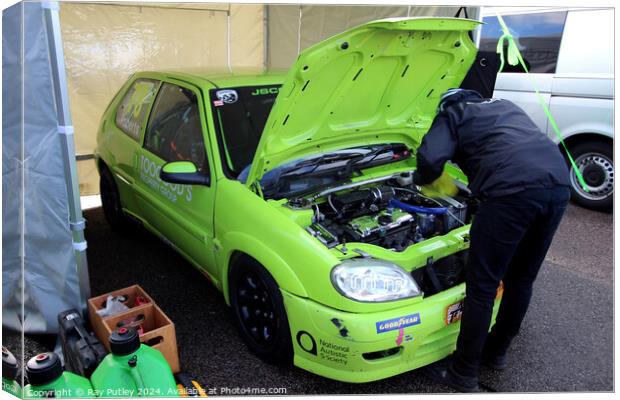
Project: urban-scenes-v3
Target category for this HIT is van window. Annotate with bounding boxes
[144,83,208,172]
[480,11,568,73]
[115,79,159,141]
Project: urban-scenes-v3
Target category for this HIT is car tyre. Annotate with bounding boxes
[566,141,613,212]
[99,166,131,231]
[229,257,293,364]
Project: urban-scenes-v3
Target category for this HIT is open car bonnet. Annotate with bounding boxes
[245,17,480,188]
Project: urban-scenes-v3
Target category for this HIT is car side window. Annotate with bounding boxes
[115,79,159,141]
[480,11,568,73]
[144,83,208,172]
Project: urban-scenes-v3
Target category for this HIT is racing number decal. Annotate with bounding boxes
[446,301,464,325]
[446,283,504,325]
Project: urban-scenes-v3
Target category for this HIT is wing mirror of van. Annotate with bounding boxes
[160,161,210,186]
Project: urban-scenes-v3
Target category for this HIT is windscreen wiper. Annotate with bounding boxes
[279,143,407,179]
[264,144,410,199]
[263,153,364,199]
[347,143,410,170]
[278,151,366,179]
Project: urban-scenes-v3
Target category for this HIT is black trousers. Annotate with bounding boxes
[452,186,570,378]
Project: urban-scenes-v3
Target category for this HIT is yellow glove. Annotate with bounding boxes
[420,171,458,198]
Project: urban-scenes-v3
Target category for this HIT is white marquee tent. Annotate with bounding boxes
[2,1,479,334]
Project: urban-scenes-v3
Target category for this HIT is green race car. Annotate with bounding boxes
[95,17,502,383]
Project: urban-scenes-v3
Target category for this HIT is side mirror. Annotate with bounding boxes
[160,161,210,186]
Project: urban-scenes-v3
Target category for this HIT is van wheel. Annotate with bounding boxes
[229,257,293,364]
[567,141,613,212]
[99,167,130,231]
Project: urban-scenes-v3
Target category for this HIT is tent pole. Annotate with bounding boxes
[41,1,90,316]
[297,5,302,55]
[263,4,269,71]
[469,7,483,47]
[227,5,232,73]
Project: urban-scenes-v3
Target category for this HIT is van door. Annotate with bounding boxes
[479,10,568,134]
[550,8,614,136]
[548,9,614,209]
[134,81,217,279]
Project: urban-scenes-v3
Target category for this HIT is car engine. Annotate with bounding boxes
[298,172,476,252]
[290,171,476,296]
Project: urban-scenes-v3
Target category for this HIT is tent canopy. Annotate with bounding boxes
[59,3,473,194]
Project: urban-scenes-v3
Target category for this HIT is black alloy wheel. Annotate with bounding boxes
[229,257,293,364]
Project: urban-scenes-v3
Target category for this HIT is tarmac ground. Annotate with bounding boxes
[4,203,613,394]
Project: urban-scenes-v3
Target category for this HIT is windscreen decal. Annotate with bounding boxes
[250,87,280,96]
[215,89,238,104]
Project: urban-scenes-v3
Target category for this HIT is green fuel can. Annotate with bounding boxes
[22,352,93,398]
[90,328,178,397]
[2,346,21,397]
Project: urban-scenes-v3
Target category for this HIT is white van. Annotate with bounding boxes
[479,7,613,211]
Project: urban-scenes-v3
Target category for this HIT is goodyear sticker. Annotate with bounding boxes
[376,313,421,334]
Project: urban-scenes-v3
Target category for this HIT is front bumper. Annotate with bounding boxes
[282,284,502,383]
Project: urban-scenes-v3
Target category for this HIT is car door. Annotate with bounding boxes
[134,80,217,278]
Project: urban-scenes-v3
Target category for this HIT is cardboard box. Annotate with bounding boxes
[87,285,180,373]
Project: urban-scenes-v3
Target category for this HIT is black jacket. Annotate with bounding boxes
[413,95,570,199]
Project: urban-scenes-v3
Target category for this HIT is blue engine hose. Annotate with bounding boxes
[388,198,448,215]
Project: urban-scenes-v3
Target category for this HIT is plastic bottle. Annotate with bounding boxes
[22,352,93,398]
[2,346,21,397]
[90,327,178,398]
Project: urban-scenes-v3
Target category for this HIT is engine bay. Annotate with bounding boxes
[297,171,476,252]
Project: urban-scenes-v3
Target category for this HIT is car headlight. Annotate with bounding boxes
[331,258,422,302]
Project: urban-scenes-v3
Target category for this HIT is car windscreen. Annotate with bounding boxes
[209,85,280,178]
